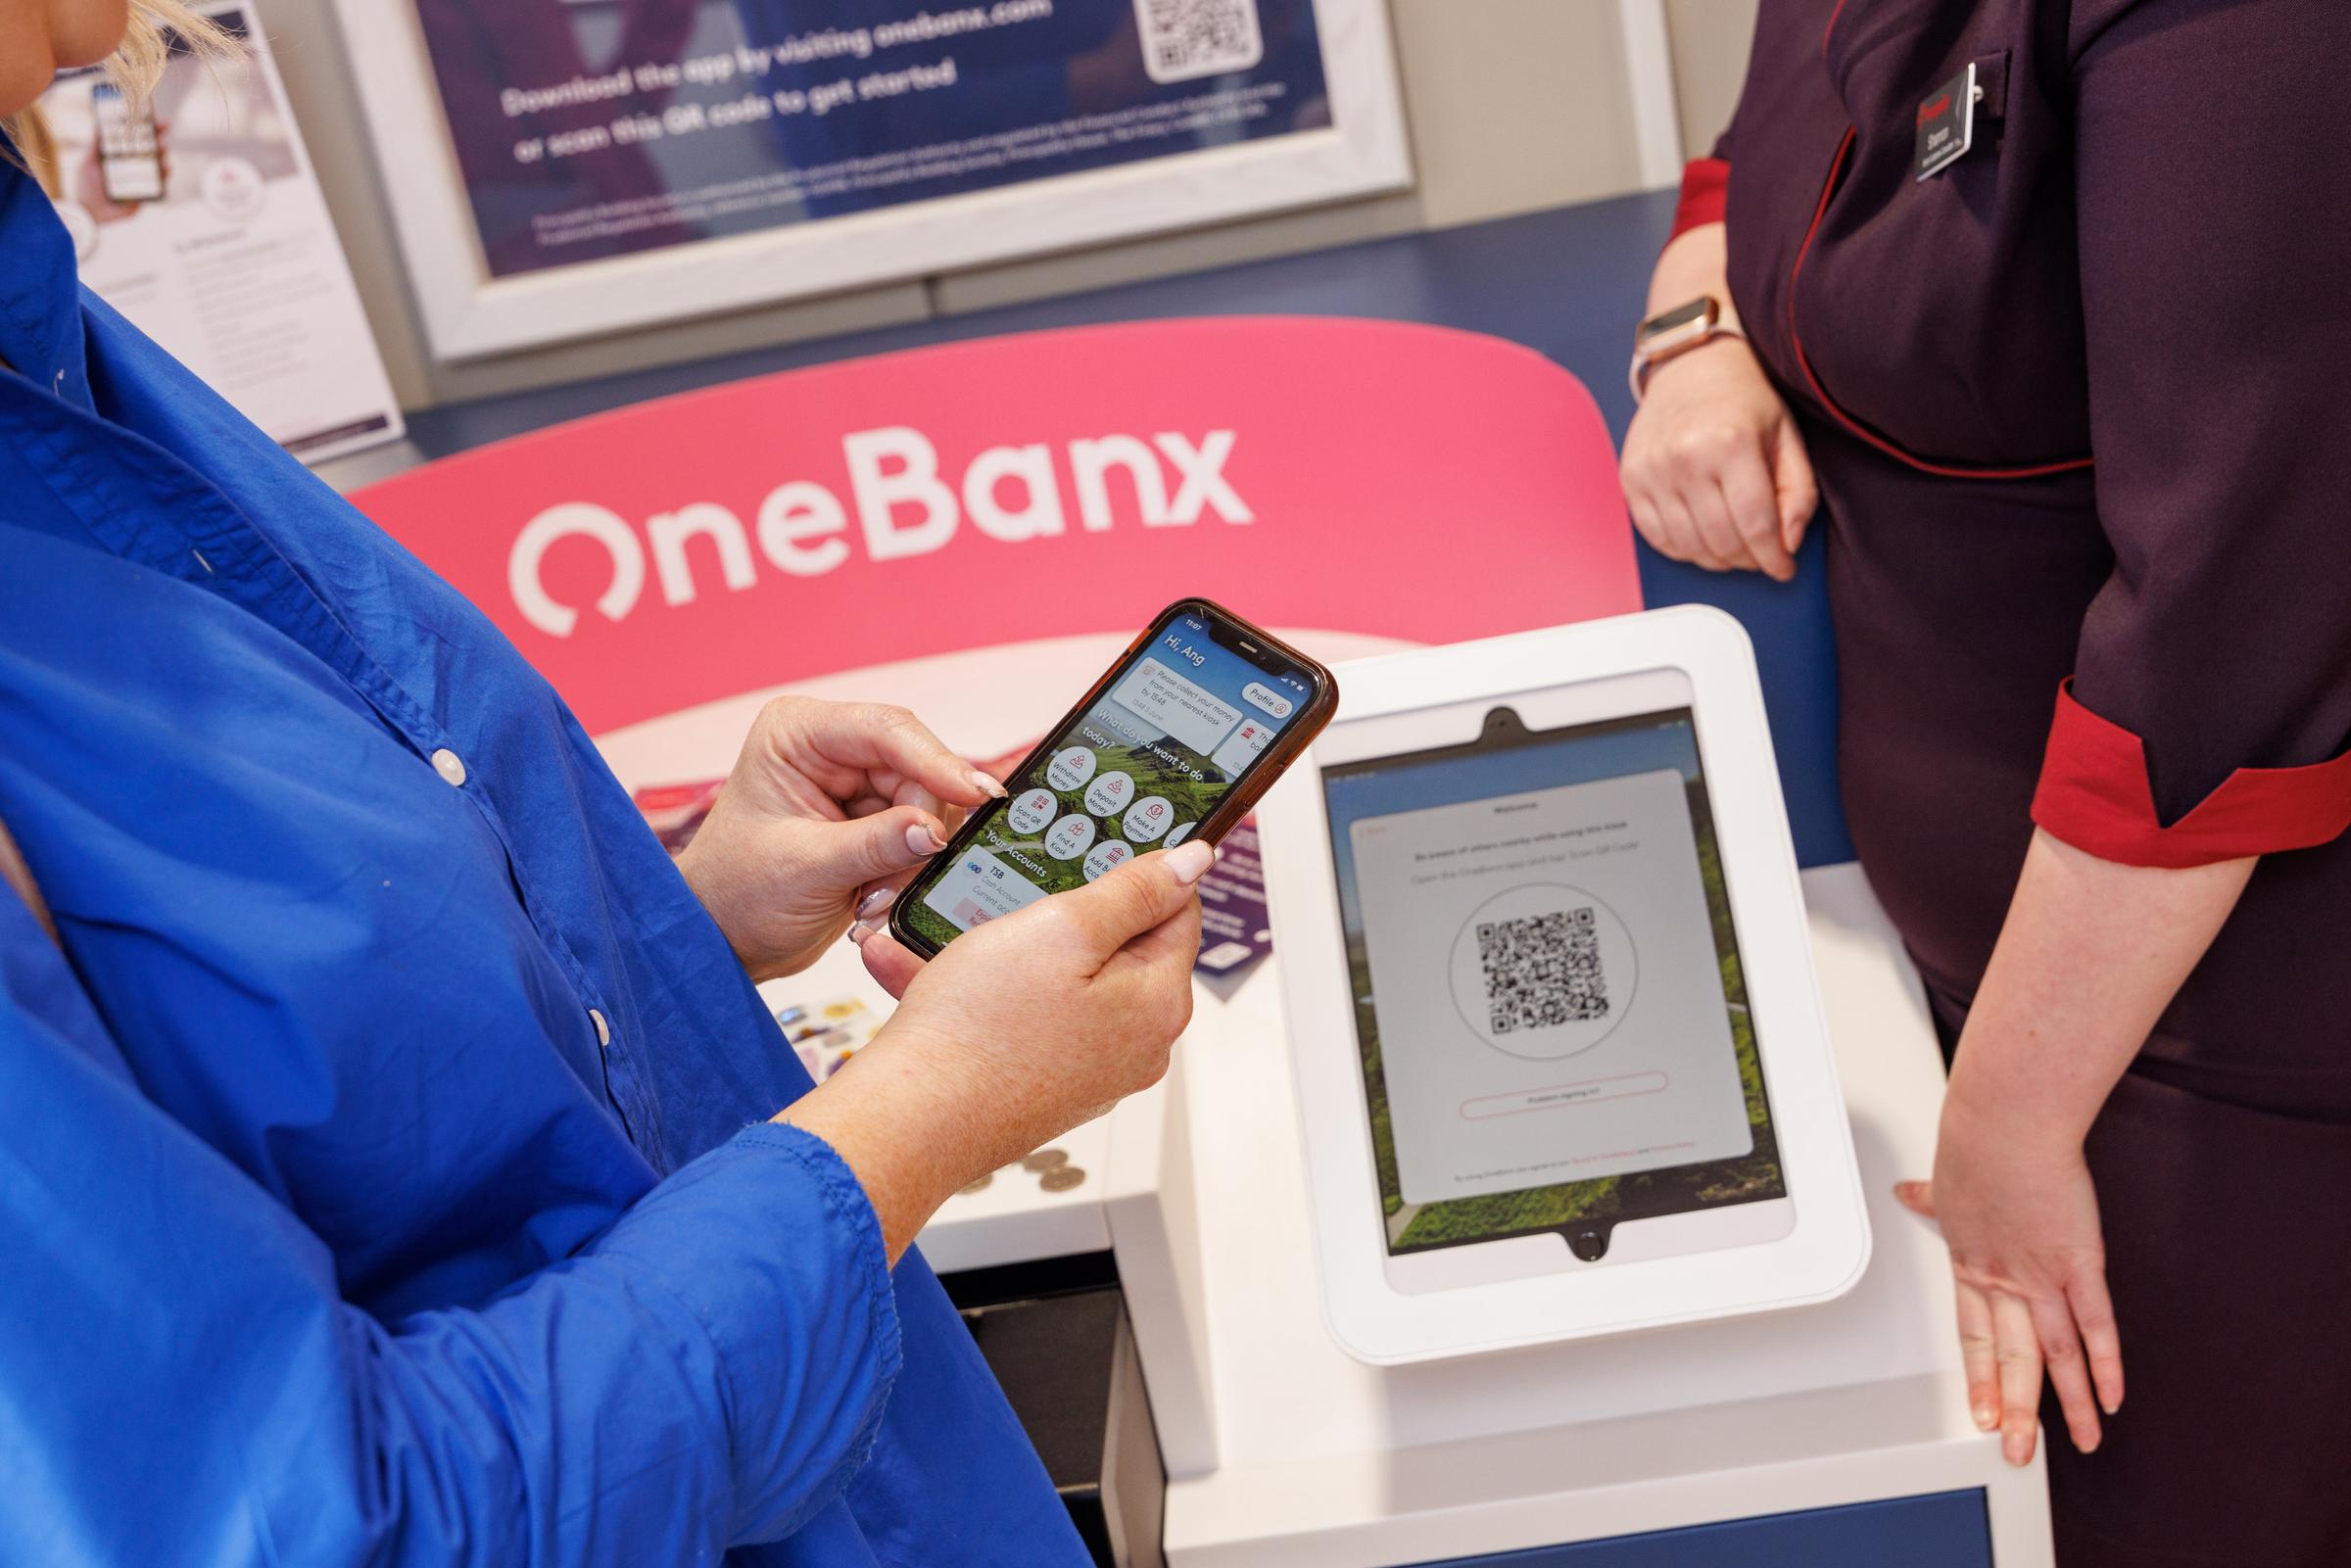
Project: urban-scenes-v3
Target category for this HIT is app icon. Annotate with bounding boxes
[1045,813,1097,861]
[1005,787,1057,835]
[1083,770,1135,817]
[1046,746,1097,791]
[1124,795,1175,843]
[1165,822,1194,848]
[1082,840,1133,881]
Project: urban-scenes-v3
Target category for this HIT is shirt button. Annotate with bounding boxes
[430,748,467,787]
[590,1009,611,1046]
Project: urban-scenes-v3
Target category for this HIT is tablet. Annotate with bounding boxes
[1260,608,1868,1362]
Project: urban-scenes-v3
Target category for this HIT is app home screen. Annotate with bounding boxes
[901,614,1310,949]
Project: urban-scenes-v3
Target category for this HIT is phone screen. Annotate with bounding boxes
[896,606,1319,952]
[94,84,164,204]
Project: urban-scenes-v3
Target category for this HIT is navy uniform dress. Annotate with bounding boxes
[0,153,1087,1565]
[1677,2,2351,1563]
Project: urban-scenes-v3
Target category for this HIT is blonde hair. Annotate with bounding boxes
[108,2,240,104]
[4,2,239,166]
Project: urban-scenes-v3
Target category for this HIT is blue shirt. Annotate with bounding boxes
[0,157,1085,1567]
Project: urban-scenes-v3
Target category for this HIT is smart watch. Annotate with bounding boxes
[1629,296,1745,403]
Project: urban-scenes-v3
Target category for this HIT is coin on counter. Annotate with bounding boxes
[956,1173,993,1195]
[1021,1149,1070,1173]
[1038,1166,1087,1193]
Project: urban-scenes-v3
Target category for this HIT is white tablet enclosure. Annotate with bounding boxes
[1259,608,1869,1364]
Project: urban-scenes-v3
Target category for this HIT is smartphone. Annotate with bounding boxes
[889,598,1337,958]
[93,83,165,206]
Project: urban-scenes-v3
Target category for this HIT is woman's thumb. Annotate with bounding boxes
[1056,840,1215,957]
[834,805,948,885]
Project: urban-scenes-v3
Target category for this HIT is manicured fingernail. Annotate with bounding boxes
[970,769,1007,799]
[1167,840,1215,884]
[2102,1396,2121,1415]
[2003,1432,2031,1466]
[846,921,876,947]
[906,821,946,855]
[855,885,896,921]
[2075,1431,2099,1454]
[1972,1403,1997,1431]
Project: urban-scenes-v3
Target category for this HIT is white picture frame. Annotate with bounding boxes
[326,0,1412,361]
[1258,608,1870,1364]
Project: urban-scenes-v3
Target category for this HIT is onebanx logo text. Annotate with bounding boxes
[508,424,1249,638]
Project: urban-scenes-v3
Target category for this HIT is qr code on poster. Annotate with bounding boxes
[1477,908,1608,1035]
[1134,0,1264,83]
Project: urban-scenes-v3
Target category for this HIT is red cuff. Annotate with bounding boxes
[1668,158,1730,242]
[2030,680,2351,867]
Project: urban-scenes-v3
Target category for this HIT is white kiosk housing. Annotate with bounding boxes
[613,620,2056,1568]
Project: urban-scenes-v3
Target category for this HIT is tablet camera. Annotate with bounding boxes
[1565,1224,1612,1262]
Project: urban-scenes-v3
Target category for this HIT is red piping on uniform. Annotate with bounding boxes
[1785,128,2095,481]
[1797,2,2093,481]
[2031,680,2351,867]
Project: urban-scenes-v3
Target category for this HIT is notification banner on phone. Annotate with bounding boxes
[1109,658,1244,753]
[354,317,1641,736]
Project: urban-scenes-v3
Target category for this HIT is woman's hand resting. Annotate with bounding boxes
[1887,832,2255,1467]
[778,841,1210,1259]
[1898,1084,2124,1468]
[676,697,1005,983]
[1619,335,1818,582]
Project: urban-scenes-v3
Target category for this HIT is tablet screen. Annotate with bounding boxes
[1323,703,1785,1257]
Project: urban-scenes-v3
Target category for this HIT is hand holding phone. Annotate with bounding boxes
[786,835,1215,1259]
[888,598,1336,958]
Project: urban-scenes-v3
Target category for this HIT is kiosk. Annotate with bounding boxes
[365,189,2057,1565]
[1265,610,1871,1364]
[584,619,2051,1568]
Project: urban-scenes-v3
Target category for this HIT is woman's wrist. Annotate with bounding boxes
[1645,221,1731,315]
[1635,330,1761,401]
[774,1037,981,1263]
[1941,1048,2091,1156]
[675,839,789,984]
[1936,831,2257,1156]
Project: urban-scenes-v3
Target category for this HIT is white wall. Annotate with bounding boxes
[1667,0,1757,160]
[252,0,1758,412]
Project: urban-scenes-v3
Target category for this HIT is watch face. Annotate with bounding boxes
[1638,297,1717,348]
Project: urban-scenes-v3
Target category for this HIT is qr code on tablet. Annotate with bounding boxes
[1478,908,1608,1035]
[1134,0,1264,83]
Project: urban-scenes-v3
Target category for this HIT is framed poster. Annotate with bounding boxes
[26,5,404,462]
[330,0,1411,359]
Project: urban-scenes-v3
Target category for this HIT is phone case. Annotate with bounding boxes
[887,597,1336,958]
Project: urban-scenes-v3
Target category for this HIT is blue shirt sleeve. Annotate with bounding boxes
[0,907,901,1567]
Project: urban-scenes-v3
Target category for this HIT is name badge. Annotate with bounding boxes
[1914,63,1977,180]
